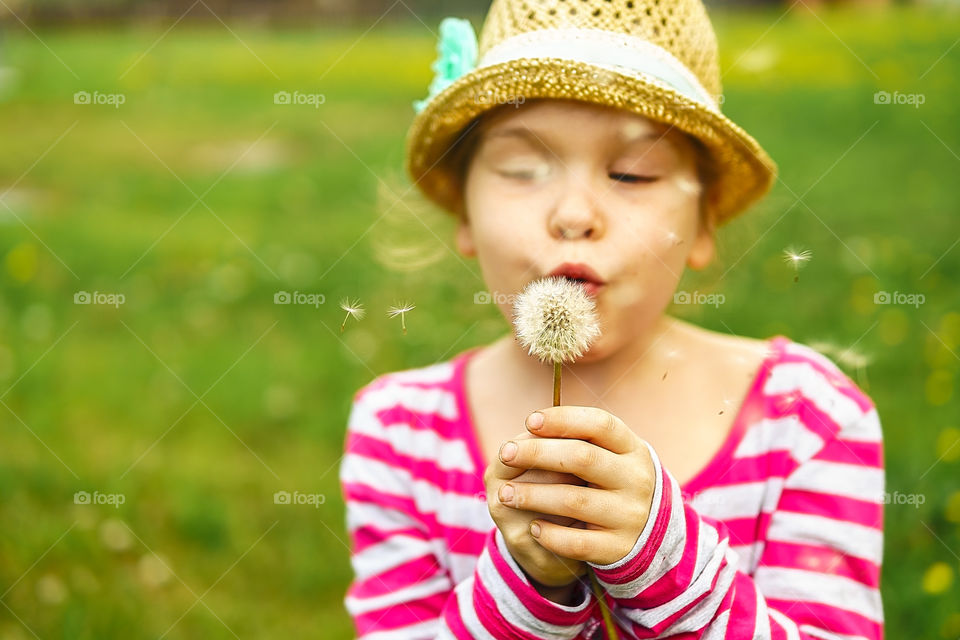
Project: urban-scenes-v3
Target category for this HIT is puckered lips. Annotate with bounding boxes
[547,262,606,298]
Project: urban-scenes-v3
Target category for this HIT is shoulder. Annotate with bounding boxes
[348,354,471,429]
[761,336,881,445]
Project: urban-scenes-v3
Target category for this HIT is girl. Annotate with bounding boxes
[340,0,884,638]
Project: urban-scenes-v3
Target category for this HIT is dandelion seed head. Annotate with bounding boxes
[340,298,366,320]
[387,302,415,318]
[782,246,812,270]
[512,276,601,363]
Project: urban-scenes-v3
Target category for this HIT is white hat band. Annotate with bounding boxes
[477,28,719,111]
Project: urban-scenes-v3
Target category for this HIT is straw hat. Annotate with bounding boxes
[404,0,777,225]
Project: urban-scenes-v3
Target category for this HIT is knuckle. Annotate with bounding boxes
[562,489,588,514]
[573,445,599,468]
[602,411,617,435]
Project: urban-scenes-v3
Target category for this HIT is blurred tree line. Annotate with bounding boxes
[2,0,912,26]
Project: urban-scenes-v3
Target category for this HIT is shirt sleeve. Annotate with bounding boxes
[340,381,597,639]
[586,397,884,639]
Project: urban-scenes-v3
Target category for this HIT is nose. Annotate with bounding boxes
[547,174,605,241]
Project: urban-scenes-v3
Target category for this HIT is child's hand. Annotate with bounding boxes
[484,431,590,588]
[495,406,657,567]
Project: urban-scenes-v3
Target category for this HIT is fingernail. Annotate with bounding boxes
[499,484,514,503]
[526,412,544,430]
[499,441,517,462]
[530,522,541,538]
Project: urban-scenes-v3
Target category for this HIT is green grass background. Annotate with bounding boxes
[0,5,959,638]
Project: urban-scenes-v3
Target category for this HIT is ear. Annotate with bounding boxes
[455,219,476,257]
[686,209,716,270]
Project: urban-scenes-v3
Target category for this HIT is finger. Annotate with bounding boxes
[497,437,622,488]
[529,520,628,565]
[489,432,542,481]
[498,482,630,530]
[526,406,637,455]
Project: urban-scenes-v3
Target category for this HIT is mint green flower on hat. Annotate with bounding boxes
[413,17,478,114]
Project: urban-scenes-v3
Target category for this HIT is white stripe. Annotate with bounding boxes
[477,27,719,109]
[359,618,440,640]
[784,460,884,503]
[475,530,590,637]
[754,567,882,623]
[351,534,435,578]
[769,609,800,640]
[766,511,882,563]
[633,535,730,628]
[783,342,847,377]
[839,408,882,443]
[731,541,765,574]
[387,362,455,385]
[452,576,498,639]
[734,416,825,461]
[689,478,785,520]
[754,577,772,639]
[764,362,865,430]
[799,625,871,640]
[659,552,738,634]
[341,454,494,533]
[345,572,451,615]
[348,409,475,472]
[356,383,459,421]
[449,550,482,585]
[701,609,731,640]
[345,500,424,535]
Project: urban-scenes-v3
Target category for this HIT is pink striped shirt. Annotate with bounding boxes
[339,336,885,639]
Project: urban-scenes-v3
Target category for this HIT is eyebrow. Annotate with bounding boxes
[483,126,664,153]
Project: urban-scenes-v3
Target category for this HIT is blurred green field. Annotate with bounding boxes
[1,5,959,638]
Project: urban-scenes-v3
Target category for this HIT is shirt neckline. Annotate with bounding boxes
[450,335,790,496]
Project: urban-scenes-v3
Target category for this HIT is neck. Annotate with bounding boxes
[497,315,688,406]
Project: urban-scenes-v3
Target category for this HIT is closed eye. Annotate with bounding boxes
[609,173,659,184]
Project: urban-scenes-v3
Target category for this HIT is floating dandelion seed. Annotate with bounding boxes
[512,276,615,639]
[782,247,812,282]
[387,302,415,335]
[339,298,365,332]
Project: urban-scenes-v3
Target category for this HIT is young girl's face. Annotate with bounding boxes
[458,98,716,362]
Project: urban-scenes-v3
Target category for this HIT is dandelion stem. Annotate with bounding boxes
[590,570,619,639]
[553,361,561,407]
[341,313,349,333]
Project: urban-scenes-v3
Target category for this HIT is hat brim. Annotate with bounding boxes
[405,57,777,225]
